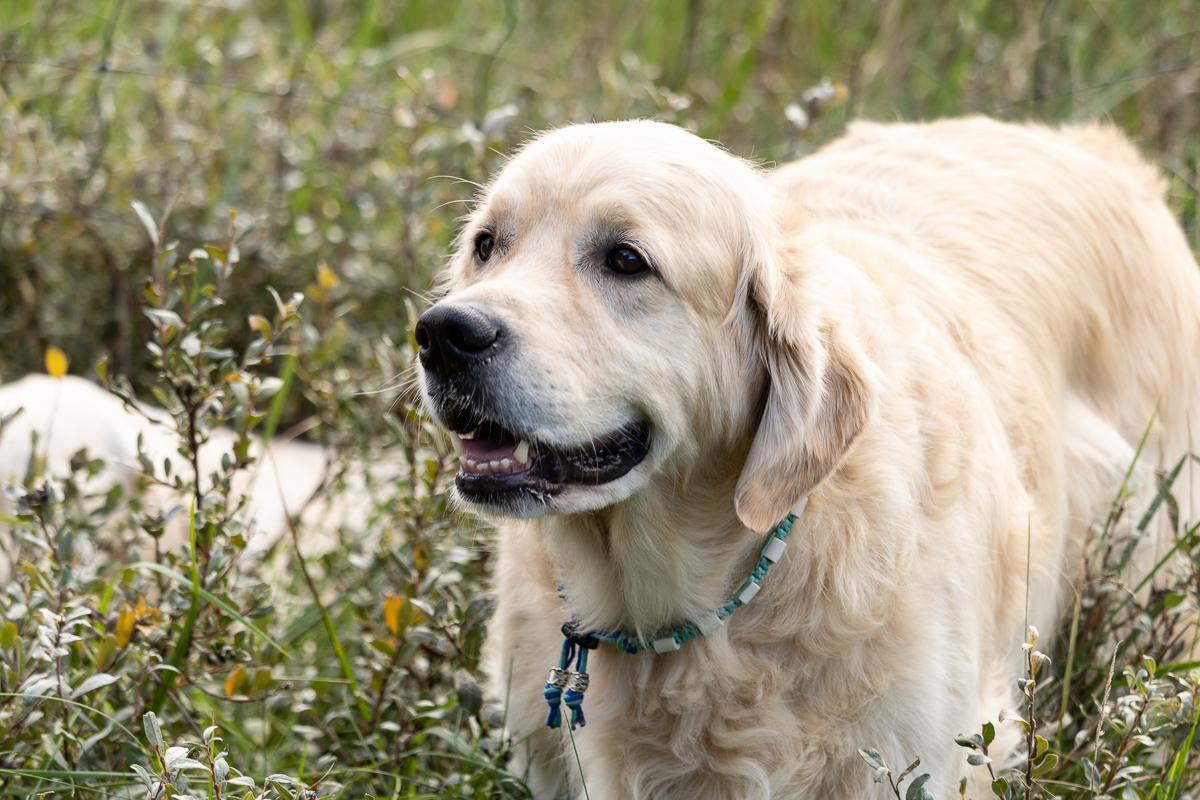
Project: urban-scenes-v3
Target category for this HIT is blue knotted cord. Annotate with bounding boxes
[542,500,805,729]
[542,637,572,728]
[562,647,589,729]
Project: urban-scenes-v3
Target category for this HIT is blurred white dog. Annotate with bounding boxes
[415,118,1200,798]
[0,374,331,583]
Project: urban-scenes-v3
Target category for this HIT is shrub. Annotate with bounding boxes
[0,212,518,797]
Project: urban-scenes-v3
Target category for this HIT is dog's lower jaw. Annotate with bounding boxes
[452,459,658,520]
[452,483,562,519]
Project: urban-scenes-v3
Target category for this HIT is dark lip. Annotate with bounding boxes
[439,402,651,508]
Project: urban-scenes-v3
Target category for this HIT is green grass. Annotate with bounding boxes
[1,1,1199,797]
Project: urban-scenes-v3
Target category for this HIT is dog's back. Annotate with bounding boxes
[775,118,1200,456]
[773,119,1200,774]
[775,116,1200,509]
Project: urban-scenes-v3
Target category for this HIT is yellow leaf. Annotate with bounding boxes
[248,315,271,336]
[413,541,430,571]
[94,633,115,669]
[0,621,17,650]
[317,262,339,290]
[225,664,246,697]
[134,595,152,620]
[116,604,136,648]
[45,346,69,378]
[385,596,404,636]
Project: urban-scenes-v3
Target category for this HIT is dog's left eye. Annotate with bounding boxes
[474,233,495,263]
[605,245,649,276]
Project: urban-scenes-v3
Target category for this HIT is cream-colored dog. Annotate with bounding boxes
[415,118,1200,799]
[0,375,332,584]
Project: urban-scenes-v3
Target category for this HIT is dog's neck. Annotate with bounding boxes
[537,467,769,637]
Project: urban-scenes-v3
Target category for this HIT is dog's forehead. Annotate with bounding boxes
[452,122,770,318]
[484,122,754,228]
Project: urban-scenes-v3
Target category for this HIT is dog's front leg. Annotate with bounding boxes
[484,520,589,798]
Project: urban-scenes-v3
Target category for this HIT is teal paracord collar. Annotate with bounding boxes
[543,496,808,729]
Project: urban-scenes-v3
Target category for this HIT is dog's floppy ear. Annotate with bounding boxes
[734,234,879,532]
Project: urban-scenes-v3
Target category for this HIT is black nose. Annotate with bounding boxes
[415,303,504,375]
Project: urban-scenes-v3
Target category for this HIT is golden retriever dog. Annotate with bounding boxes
[414,117,1200,799]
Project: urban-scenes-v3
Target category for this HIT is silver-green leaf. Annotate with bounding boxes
[858,747,887,771]
[143,712,164,751]
[70,672,118,699]
[906,774,934,800]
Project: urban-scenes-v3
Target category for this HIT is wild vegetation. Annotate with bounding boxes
[1,1,1199,797]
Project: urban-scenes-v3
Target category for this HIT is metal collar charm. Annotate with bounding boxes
[543,626,596,729]
[542,497,808,729]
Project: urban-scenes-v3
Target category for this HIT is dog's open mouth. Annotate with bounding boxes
[445,411,651,506]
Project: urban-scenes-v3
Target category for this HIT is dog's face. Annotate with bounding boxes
[417,121,876,529]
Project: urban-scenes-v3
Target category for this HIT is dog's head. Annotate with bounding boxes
[417,121,877,530]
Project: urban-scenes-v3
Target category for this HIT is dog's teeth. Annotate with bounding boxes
[460,429,478,440]
[500,458,512,471]
[515,440,530,463]
[449,431,463,455]
[490,460,500,471]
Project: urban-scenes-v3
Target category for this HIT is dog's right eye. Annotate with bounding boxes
[474,233,495,263]
[605,245,649,276]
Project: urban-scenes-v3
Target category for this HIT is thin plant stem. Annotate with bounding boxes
[1059,551,1087,734]
[1093,641,1122,788]
[566,720,590,800]
[267,448,372,723]
[149,500,201,714]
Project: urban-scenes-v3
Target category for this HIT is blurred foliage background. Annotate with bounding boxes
[2,1,1200,798]
[2,0,1199,399]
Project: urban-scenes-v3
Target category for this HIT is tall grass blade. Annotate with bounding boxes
[567,720,591,800]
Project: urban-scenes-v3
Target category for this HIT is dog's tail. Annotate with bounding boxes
[1058,123,1166,197]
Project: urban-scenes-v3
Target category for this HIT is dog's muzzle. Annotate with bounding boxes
[416,300,651,514]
